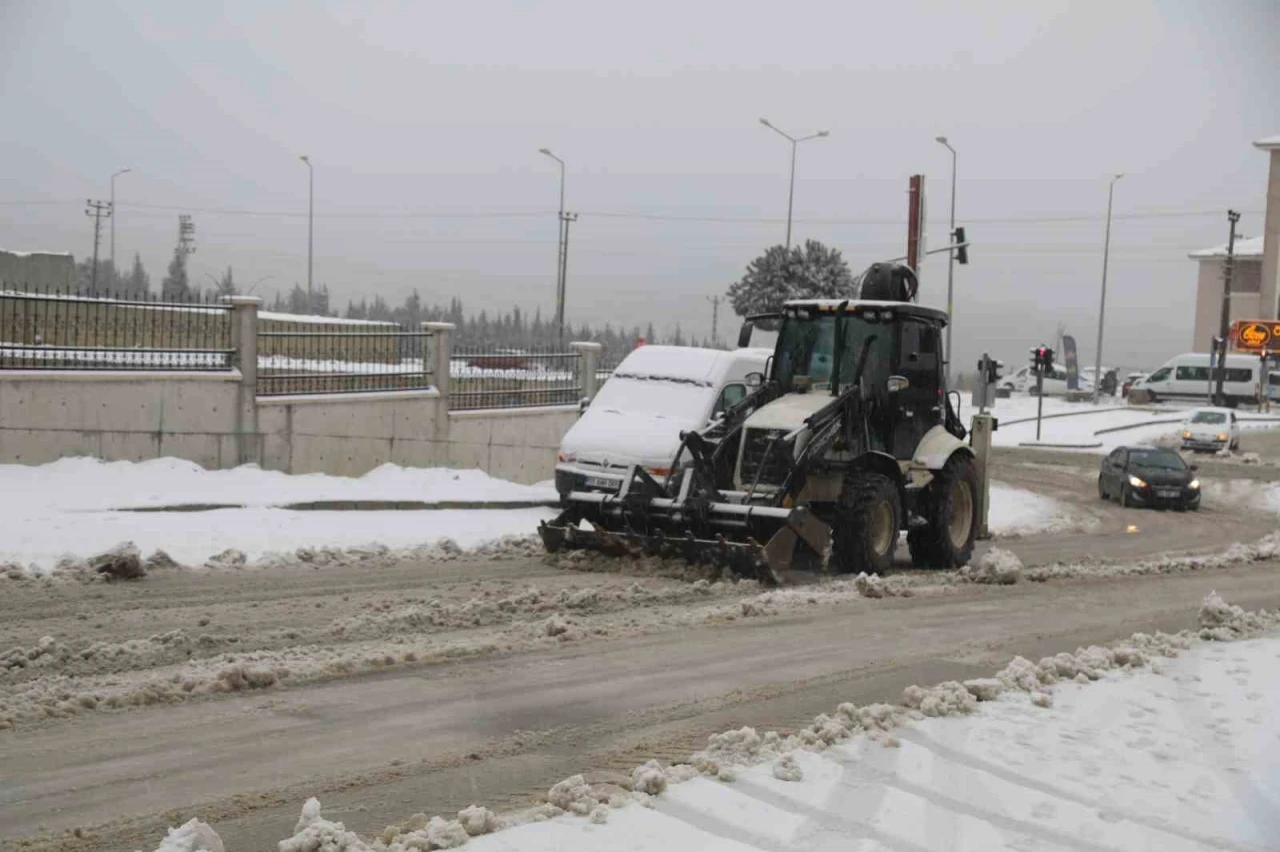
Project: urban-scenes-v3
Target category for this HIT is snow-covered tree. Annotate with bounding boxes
[727,240,856,316]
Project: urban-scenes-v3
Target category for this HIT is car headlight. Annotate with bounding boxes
[1217,433,1228,442]
[1128,475,1147,488]
[1182,430,1192,439]
[1189,479,1200,490]
[557,452,576,463]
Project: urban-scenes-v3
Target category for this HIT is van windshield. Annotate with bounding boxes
[590,375,713,422]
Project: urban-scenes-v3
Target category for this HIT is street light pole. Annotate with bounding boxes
[300,155,313,302]
[936,137,957,386]
[110,168,132,274]
[759,119,828,250]
[539,148,568,339]
[1092,173,1124,404]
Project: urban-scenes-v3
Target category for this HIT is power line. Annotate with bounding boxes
[1,199,1264,226]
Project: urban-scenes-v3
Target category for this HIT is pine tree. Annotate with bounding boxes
[125,252,150,296]
[726,240,855,316]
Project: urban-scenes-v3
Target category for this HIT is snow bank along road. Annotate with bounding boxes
[4,535,1280,850]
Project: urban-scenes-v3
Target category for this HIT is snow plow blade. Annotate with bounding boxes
[538,486,831,586]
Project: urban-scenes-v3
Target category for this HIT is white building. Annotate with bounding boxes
[1188,135,1280,351]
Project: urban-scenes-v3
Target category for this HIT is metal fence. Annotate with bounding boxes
[450,345,582,410]
[0,285,233,371]
[257,324,433,396]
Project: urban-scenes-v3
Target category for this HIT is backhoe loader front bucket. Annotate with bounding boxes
[537,467,831,585]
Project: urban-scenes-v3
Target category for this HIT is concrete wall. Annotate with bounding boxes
[445,406,579,483]
[0,307,589,482]
[0,251,75,289]
[258,389,442,476]
[0,371,242,467]
[1192,259,1263,351]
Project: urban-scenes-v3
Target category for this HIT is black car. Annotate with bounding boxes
[1098,446,1200,510]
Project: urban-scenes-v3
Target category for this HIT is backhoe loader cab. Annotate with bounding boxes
[539,287,980,584]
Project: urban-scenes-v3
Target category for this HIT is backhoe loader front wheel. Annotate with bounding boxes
[832,471,901,575]
[907,455,978,569]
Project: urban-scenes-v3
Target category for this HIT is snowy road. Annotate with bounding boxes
[3,552,1280,850]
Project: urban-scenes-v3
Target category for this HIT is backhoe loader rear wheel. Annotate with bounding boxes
[832,471,901,575]
[907,455,978,569]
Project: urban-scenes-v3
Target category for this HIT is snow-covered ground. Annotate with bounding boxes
[985,394,1280,453]
[0,458,557,571]
[145,595,1280,852]
[0,458,1083,573]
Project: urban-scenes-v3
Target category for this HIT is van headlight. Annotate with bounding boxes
[1128,475,1147,488]
[557,452,576,463]
[1181,430,1191,439]
[1189,479,1200,490]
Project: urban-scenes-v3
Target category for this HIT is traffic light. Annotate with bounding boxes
[954,226,968,265]
[1029,345,1055,373]
[988,358,1003,384]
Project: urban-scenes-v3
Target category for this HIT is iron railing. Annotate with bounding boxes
[0,286,234,371]
[450,345,582,410]
[257,323,433,396]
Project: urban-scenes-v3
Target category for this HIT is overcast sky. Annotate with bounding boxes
[3,0,1279,370]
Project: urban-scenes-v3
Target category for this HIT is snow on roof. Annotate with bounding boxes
[1254,135,1280,150]
[612,345,745,387]
[0,249,73,258]
[1188,235,1265,260]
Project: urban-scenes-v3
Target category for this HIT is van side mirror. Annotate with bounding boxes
[744,371,765,389]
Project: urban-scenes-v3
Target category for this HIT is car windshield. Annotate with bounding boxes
[1190,411,1226,424]
[1128,448,1186,470]
[773,311,894,393]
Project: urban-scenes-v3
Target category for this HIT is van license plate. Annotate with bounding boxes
[585,476,618,490]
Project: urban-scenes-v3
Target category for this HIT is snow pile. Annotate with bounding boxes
[145,819,224,852]
[986,482,1092,536]
[1022,531,1280,582]
[852,572,913,598]
[0,457,560,576]
[771,754,803,782]
[958,547,1023,584]
[277,798,372,852]
[1197,589,1279,640]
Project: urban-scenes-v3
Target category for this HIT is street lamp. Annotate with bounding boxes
[759,118,828,249]
[110,167,132,273]
[935,136,957,386]
[299,155,313,302]
[1092,173,1124,404]
[539,148,569,340]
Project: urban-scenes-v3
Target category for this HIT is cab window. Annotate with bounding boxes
[1146,367,1171,383]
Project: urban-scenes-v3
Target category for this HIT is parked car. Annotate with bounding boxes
[554,345,771,499]
[1121,372,1147,398]
[1128,353,1262,407]
[1097,445,1200,510]
[1180,407,1240,452]
[1000,364,1094,396]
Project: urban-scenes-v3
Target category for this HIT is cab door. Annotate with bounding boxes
[892,318,943,459]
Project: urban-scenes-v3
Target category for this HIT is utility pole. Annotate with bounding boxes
[110,168,131,273]
[300,155,313,303]
[936,137,957,387]
[557,211,578,344]
[1092,173,1124,404]
[706,295,721,347]
[1214,209,1241,406]
[85,199,113,292]
[539,148,568,336]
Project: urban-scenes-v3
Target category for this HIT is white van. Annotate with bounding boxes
[1129,353,1265,407]
[1001,364,1094,396]
[555,346,771,498]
